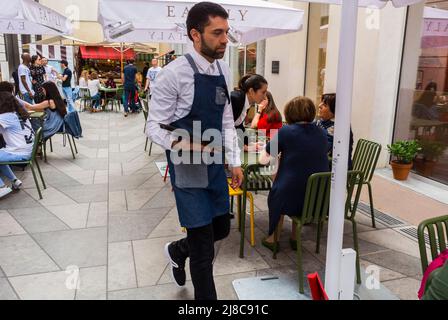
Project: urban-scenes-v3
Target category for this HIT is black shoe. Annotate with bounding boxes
[164,242,186,287]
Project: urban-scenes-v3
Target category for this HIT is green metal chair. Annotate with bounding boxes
[111,88,124,112]
[352,139,382,228]
[417,215,448,273]
[272,170,364,294]
[78,88,92,112]
[141,100,153,156]
[239,163,274,258]
[0,128,46,199]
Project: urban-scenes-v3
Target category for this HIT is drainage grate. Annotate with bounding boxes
[395,226,439,248]
[357,202,407,227]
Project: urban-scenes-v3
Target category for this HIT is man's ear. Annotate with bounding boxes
[190,29,201,43]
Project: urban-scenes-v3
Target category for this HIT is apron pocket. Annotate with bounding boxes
[174,163,209,188]
[215,87,228,106]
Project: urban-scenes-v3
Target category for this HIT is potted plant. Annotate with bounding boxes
[414,140,447,176]
[387,140,421,181]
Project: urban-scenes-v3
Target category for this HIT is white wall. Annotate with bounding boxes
[264,0,309,113]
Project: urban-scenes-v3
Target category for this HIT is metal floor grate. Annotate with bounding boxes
[357,202,407,227]
[395,226,440,248]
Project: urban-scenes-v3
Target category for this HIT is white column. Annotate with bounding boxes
[324,0,359,300]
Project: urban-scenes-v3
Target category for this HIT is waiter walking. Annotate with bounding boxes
[146,2,243,300]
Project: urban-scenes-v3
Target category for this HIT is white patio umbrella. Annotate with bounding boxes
[97,0,304,45]
[0,0,73,35]
[289,0,423,300]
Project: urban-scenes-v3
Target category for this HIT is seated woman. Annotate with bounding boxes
[316,93,354,169]
[250,91,283,139]
[0,92,35,198]
[88,72,102,112]
[259,96,330,251]
[25,81,67,140]
[231,74,268,150]
[78,70,89,88]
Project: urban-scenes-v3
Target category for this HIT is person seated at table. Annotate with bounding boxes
[412,90,439,120]
[316,93,354,169]
[88,72,102,112]
[25,81,67,139]
[78,70,89,88]
[0,92,35,198]
[250,91,283,139]
[231,74,268,150]
[258,96,329,251]
[0,82,29,113]
[105,74,116,89]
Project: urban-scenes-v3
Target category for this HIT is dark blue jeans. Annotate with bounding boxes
[124,88,137,113]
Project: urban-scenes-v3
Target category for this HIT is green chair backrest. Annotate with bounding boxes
[300,170,364,224]
[352,139,381,183]
[31,127,43,160]
[141,99,149,112]
[143,107,148,121]
[79,87,91,98]
[418,215,448,273]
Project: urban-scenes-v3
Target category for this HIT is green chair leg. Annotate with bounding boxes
[230,196,234,214]
[30,163,42,200]
[296,224,304,294]
[273,223,280,260]
[72,136,78,154]
[144,138,148,151]
[352,219,361,284]
[43,140,47,163]
[67,134,76,159]
[50,137,53,152]
[367,182,376,228]
[239,190,247,258]
[34,159,46,189]
[149,142,153,156]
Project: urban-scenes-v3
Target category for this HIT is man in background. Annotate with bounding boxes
[144,58,162,101]
[122,59,138,117]
[59,60,76,113]
[42,58,58,83]
[18,53,34,104]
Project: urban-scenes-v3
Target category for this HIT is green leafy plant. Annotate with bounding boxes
[418,140,447,161]
[387,140,421,164]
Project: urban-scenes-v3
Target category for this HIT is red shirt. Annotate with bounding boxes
[257,113,283,138]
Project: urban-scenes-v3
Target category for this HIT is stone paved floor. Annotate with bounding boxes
[0,110,427,300]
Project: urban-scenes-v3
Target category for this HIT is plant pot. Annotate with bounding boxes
[414,158,437,177]
[390,161,413,181]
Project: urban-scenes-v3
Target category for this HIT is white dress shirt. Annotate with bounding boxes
[147,49,241,167]
[234,95,250,127]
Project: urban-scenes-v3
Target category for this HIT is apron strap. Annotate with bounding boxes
[184,54,200,74]
[216,61,224,76]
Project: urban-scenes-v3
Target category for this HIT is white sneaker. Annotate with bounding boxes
[0,186,12,198]
[12,179,22,190]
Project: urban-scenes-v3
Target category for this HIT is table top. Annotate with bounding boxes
[28,111,45,118]
[99,87,119,93]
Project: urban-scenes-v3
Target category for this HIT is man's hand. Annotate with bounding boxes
[230,167,243,189]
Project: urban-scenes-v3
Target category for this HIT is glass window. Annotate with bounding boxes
[394,0,448,184]
[305,3,329,105]
[230,43,258,88]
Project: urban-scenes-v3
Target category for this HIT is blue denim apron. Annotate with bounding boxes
[166,54,230,229]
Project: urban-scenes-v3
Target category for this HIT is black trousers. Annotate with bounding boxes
[172,213,231,300]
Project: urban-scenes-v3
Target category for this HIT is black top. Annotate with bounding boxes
[62,68,72,87]
[124,64,138,89]
[230,90,246,123]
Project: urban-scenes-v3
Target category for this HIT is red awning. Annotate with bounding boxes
[79,46,135,60]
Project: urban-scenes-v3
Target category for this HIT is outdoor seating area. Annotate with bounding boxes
[0,0,448,305]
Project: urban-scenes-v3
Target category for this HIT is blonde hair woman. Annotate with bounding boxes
[79,70,89,88]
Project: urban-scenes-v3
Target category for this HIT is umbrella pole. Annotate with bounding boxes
[324,0,359,300]
[121,42,124,75]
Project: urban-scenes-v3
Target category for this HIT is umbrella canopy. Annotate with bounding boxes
[0,0,73,35]
[98,0,304,45]
[33,35,88,46]
[302,0,422,8]
[288,0,424,300]
[422,6,448,49]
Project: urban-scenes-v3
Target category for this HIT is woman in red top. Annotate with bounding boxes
[251,91,283,138]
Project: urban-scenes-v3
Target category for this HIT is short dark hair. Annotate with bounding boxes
[284,96,316,124]
[321,93,336,115]
[60,59,69,67]
[186,2,229,41]
[0,81,14,94]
